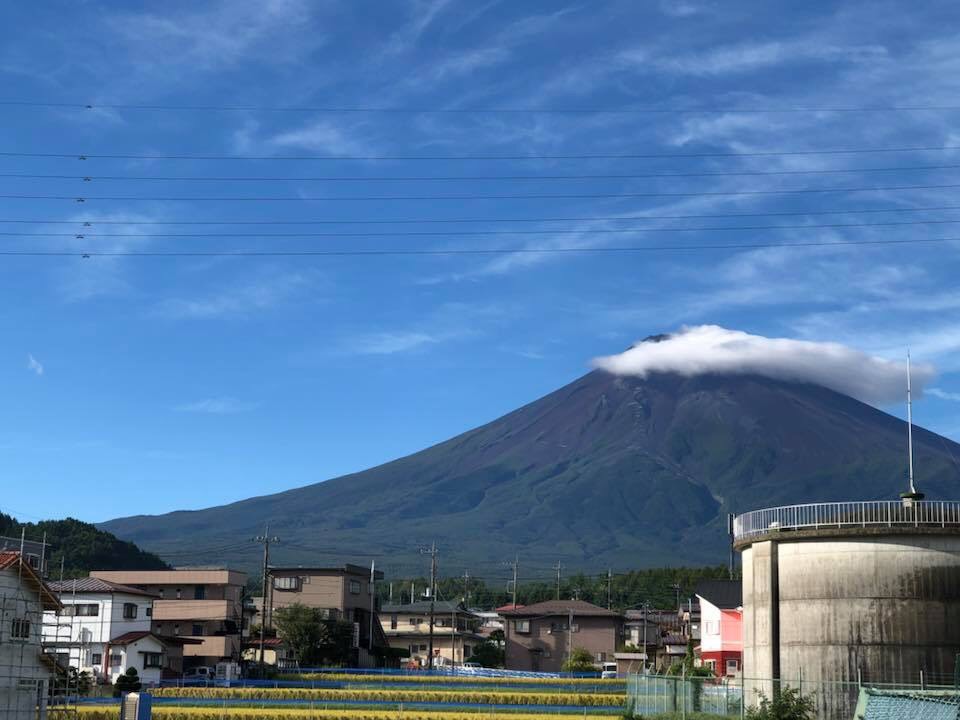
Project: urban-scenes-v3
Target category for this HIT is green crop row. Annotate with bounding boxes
[152,687,625,707]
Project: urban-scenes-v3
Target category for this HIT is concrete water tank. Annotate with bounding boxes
[735,500,960,720]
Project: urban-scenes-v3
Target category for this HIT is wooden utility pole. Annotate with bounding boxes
[554,561,563,600]
[421,542,438,670]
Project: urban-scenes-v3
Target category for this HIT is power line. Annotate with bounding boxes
[4,163,960,182]
[5,182,960,202]
[5,99,960,114]
[5,218,960,239]
[1,235,956,258]
[3,144,960,162]
[3,203,960,226]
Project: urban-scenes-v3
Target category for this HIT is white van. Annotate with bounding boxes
[600,662,618,679]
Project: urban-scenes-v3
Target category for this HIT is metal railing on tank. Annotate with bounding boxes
[732,501,960,542]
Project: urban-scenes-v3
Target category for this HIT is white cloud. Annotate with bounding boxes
[26,354,44,376]
[592,325,934,406]
[156,271,314,319]
[175,398,256,414]
[350,331,440,355]
[267,120,373,156]
[928,388,960,402]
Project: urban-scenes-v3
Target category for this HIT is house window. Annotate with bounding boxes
[274,576,301,592]
[92,653,103,666]
[543,649,552,658]
[27,554,40,569]
[191,624,204,636]
[514,620,530,634]
[409,617,422,626]
[726,659,739,675]
[123,603,138,619]
[146,607,152,617]
[110,654,122,668]
[64,603,99,617]
[349,580,361,594]
[194,585,206,600]
[143,653,163,668]
[11,618,30,640]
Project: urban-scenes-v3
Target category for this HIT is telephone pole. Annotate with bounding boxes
[462,570,471,607]
[607,569,613,609]
[368,561,376,653]
[554,561,563,601]
[420,542,438,670]
[503,555,519,608]
[253,524,279,674]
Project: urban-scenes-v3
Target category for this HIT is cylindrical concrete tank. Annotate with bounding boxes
[735,501,960,720]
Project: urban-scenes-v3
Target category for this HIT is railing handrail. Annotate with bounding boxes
[732,500,960,542]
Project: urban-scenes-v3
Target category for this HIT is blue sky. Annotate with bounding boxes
[3,0,960,523]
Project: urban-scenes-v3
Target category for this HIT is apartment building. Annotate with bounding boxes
[263,564,387,667]
[500,599,622,673]
[0,551,60,720]
[380,600,484,667]
[90,567,246,667]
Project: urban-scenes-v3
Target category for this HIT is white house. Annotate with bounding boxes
[42,577,183,684]
[0,551,61,720]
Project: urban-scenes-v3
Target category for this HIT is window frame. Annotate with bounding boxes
[514,619,530,634]
[349,580,361,595]
[10,617,31,640]
[122,603,138,620]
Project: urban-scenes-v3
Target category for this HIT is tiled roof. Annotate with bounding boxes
[0,551,61,610]
[499,599,621,618]
[381,600,474,615]
[110,631,199,647]
[48,577,158,598]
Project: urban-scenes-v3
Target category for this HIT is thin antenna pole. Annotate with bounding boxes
[907,350,917,495]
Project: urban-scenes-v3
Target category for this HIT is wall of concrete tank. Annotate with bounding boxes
[741,531,960,720]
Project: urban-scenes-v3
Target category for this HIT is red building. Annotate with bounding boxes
[695,580,742,677]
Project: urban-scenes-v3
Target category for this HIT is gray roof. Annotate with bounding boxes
[694,579,742,610]
[47,577,158,598]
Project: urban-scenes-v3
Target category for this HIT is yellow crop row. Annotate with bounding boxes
[152,687,624,707]
[281,674,626,687]
[75,707,620,720]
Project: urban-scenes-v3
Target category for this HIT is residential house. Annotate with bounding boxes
[695,580,743,677]
[0,537,49,577]
[91,567,246,668]
[42,577,190,683]
[380,600,484,667]
[500,599,622,673]
[623,608,685,671]
[263,564,388,667]
[241,637,293,669]
[0,551,61,720]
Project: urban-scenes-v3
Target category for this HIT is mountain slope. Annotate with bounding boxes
[100,370,960,573]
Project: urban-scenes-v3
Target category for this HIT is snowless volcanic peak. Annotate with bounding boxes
[593,325,934,407]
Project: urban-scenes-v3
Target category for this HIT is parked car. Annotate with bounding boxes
[600,662,618,679]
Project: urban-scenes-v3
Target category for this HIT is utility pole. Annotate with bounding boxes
[421,542,438,670]
[462,570,471,607]
[672,583,681,611]
[504,555,519,608]
[253,524,279,674]
[607,569,613,609]
[554,561,563,601]
[567,607,574,667]
[368,561,376,653]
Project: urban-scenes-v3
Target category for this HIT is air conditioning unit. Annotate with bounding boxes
[120,692,152,720]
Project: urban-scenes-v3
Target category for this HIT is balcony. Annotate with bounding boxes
[182,635,239,658]
[152,600,235,621]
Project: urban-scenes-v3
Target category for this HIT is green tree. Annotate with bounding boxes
[746,688,816,720]
[466,640,504,668]
[562,647,596,673]
[113,668,141,697]
[273,603,356,667]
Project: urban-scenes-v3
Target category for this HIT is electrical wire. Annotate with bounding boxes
[4,181,960,202]
[5,99,960,114]
[5,218,960,239]
[3,144,960,162]
[2,235,957,258]
[4,163,960,182]
[3,204,960,225]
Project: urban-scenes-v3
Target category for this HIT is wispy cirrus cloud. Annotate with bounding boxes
[155,270,317,319]
[928,388,960,402]
[350,331,441,355]
[26,354,44,376]
[174,397,256,414]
